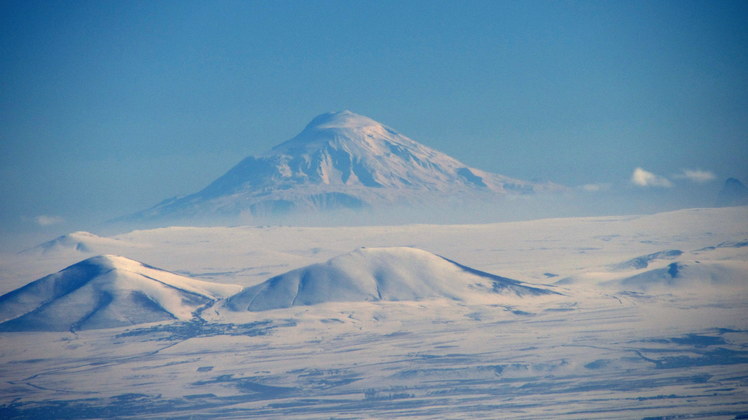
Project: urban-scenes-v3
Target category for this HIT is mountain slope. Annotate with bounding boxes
[0,255,242,331]
[716,177,748,207]
[610,249,683,271]
[125,111,558,223]
[226,247,558,311]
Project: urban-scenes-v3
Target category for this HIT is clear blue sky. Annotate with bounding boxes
[1,0,747,246]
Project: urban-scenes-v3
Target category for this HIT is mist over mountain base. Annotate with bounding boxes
[106,188,727,237]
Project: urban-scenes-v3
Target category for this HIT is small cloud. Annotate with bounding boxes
[674,169,716,184]
[34,215,65,226]
[579,183,611,192]
[631,167,672,188]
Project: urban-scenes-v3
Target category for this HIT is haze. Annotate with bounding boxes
[2,0,747,249]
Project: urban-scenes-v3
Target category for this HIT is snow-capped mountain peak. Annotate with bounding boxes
[121,111,559,223]
[304,110,383,131]
[266,110,407,159]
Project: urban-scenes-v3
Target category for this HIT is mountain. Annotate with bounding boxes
[716,177,748,207]
[0,255,242,332]
[605,260,748,292]
[123,111,558,224]
[225,247,558,312]
[610,249,683,271]
[19,231,123,255]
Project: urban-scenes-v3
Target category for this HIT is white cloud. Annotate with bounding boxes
[579,183,611,192]
[34,215,65,226]
[631,167,672,188]
[674,169,716,184]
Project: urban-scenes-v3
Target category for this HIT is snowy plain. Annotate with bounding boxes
[0,206,747,418]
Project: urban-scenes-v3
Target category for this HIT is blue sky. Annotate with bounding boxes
[1,0,747,246]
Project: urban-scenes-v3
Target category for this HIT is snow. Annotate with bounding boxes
[610,249,683,270]
[120,111,560,225]
[0,206,746,418]
[609,260,748,292]
[0,255,242,331]
[297,109,386,131]
[18,231,133,255]
[225,247,556,312]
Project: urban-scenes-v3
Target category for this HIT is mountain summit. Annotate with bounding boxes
[123,111,557,223]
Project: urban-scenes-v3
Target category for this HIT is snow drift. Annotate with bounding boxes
[226,247,558,311]
[0,255,242,331]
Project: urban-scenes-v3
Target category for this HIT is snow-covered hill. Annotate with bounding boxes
[1,207,747,418]
[0,255,242,331]
[19,231,130,255]
[123,111,558,223]
[226,247,557,311]
[609,260,748,292]
[610,249,683,271]
[556,233,748,294]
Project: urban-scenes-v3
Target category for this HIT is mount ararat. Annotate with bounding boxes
[121,111,559,225]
